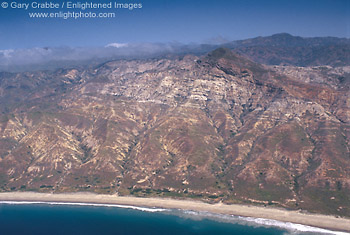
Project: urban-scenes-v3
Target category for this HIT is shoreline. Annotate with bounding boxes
[0,192,349,233]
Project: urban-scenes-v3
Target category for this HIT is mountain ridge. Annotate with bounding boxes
[1,33,349,72]
[0,47,349,217]
[228,33,350,67]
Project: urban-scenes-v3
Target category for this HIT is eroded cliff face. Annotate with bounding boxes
[0,48,349,216]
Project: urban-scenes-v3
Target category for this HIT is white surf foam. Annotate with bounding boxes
[1,201,348,234]
[237,216,349,235]
[0,200,168,213]
[179,210,349,235]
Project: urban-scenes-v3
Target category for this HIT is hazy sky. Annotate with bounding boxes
[0,0,349,49]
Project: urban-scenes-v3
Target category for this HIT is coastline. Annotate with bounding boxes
[0,192,349,233]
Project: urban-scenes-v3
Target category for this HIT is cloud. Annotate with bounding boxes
[0,42,221,72]
[0,49,15,59]
[105,43,129,48]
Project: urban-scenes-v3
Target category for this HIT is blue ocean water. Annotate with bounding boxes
[0,202,345,235]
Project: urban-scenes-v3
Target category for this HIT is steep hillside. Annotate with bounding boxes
[0,48,349,216]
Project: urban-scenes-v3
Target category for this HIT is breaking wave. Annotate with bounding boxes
[0,200,168,213]
[1,201,348,234]
[175,210,349,235]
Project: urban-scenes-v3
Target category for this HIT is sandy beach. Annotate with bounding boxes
[0,192,349,233]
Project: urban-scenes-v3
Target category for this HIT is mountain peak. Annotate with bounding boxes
[204,47,266,75]
[207,48,250,63]
[208,47,234,59]
[271,32,294,38]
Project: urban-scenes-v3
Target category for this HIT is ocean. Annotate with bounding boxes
[0,201,347,235]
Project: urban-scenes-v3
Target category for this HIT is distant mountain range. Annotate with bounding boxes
[228,33,350,67]
[0,33,349,72]
[0,45,349,217]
